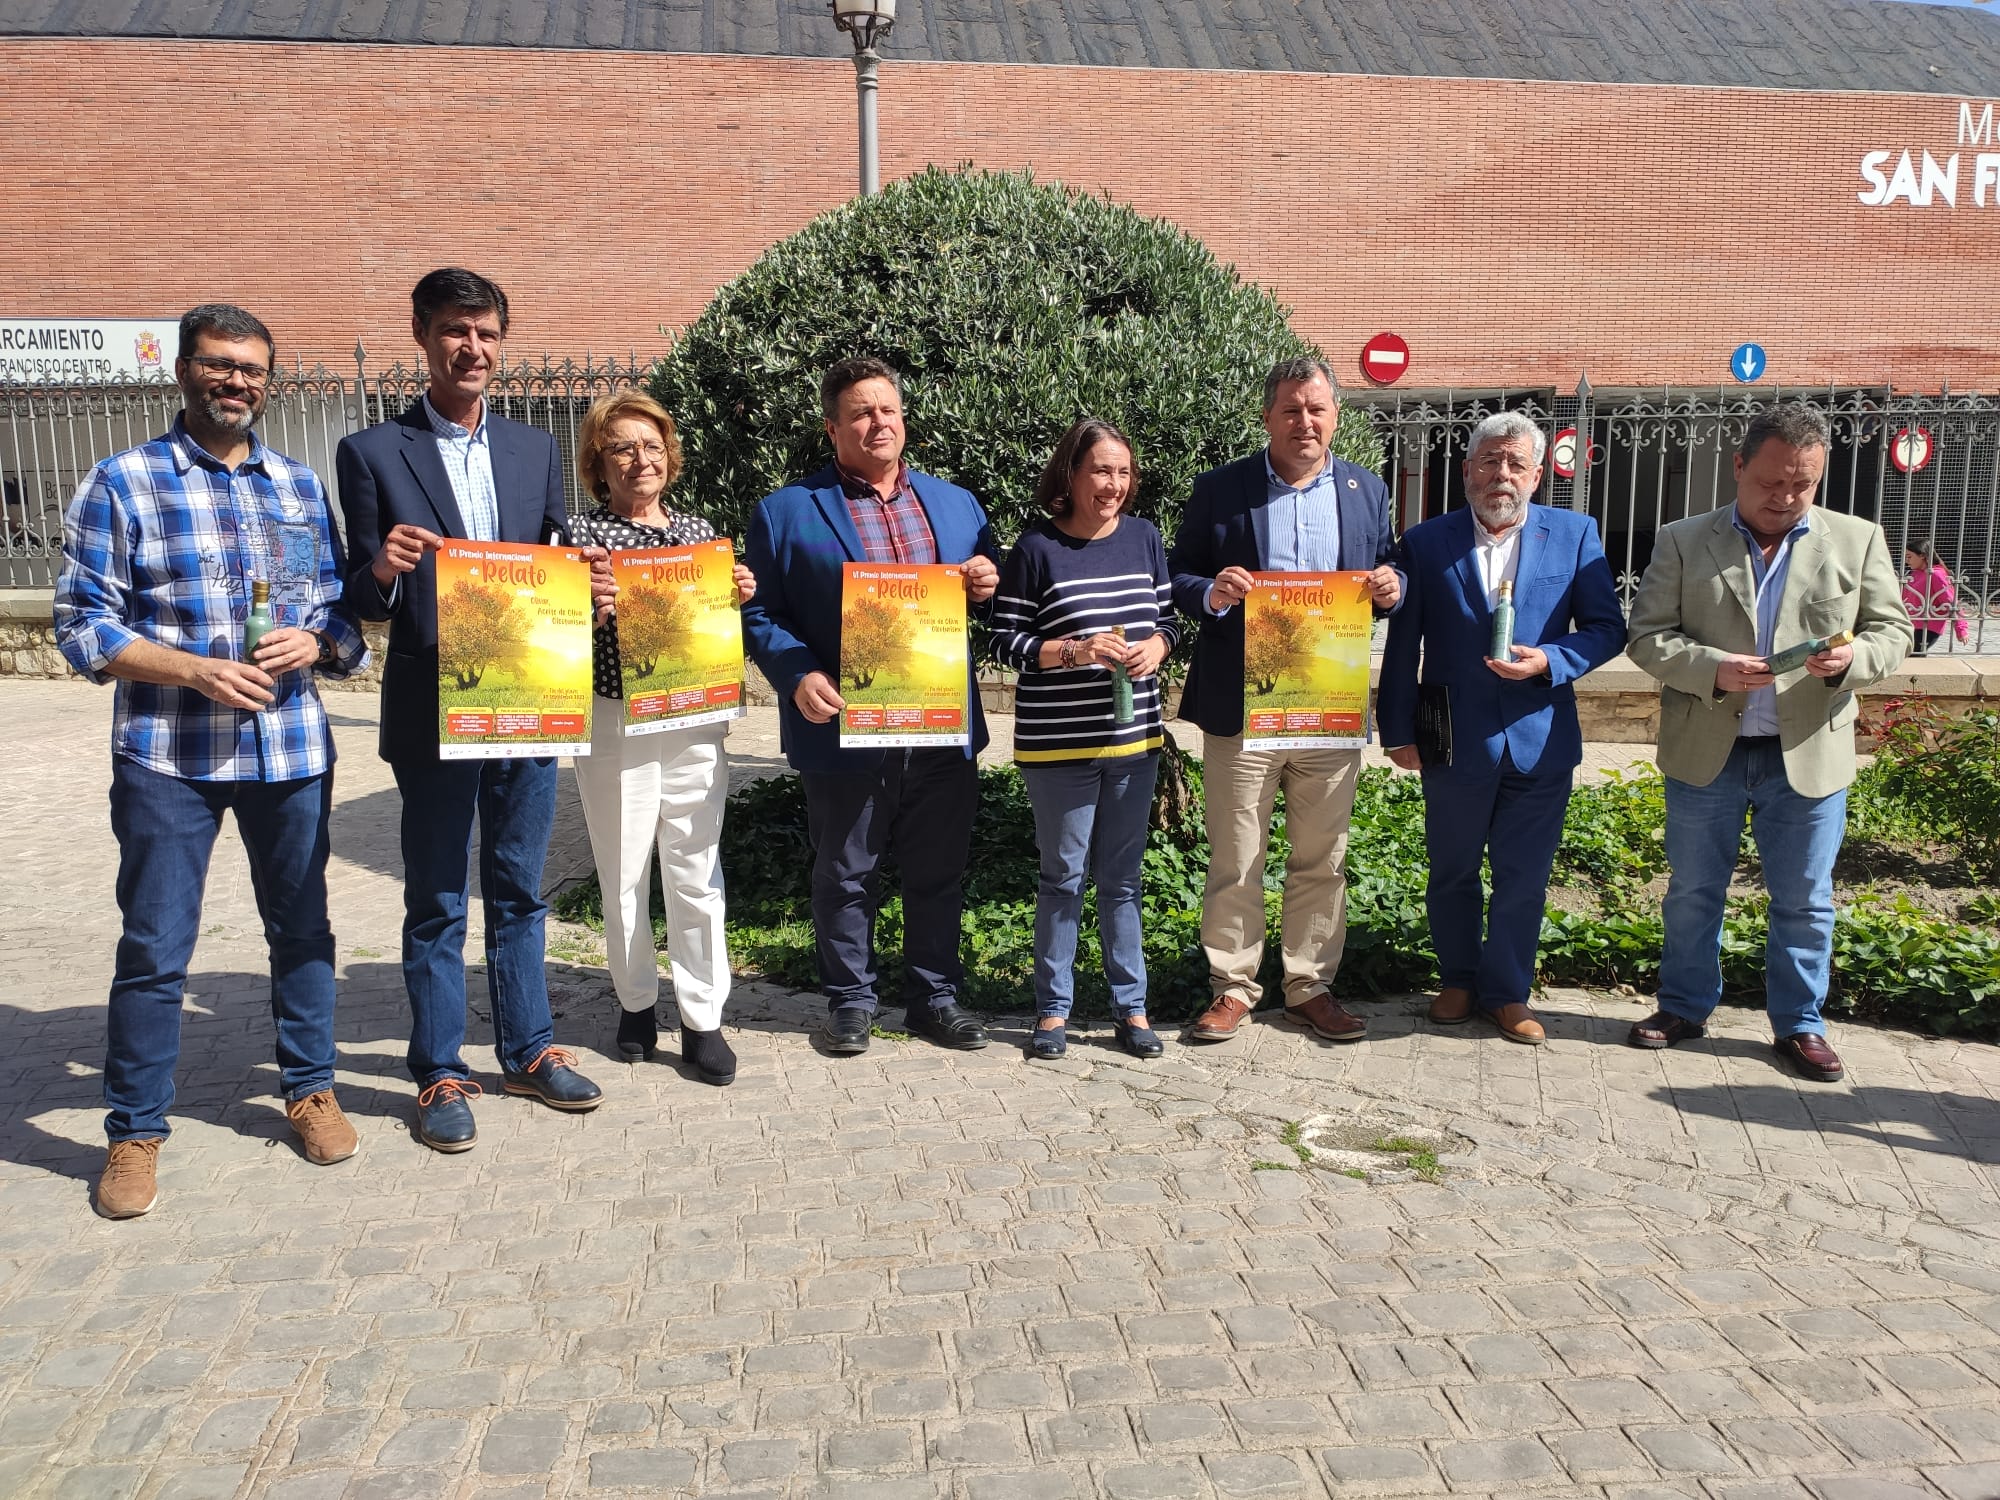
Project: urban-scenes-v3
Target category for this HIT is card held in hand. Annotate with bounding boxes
[1415,683,1453,769]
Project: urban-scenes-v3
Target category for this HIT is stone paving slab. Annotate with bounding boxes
[1,679,1997,1500]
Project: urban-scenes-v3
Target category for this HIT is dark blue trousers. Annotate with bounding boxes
[802,749,978,1014]
[1421,752,1572,1011]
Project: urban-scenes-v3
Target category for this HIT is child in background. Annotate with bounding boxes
[1901,539,1970,655]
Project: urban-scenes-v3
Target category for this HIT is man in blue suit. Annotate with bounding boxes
[337,268,601,1152]
[1170,357,1404,1046]
[742,357,1001,1056]
[1378,411,1625,1042]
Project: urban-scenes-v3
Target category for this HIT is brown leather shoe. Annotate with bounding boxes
[96,1138,162,1219]
[1485,1003,1545,1045]
[1629,1010,1707,1049]
[1282,992,1368,1043]
[1185,993,1253,1042]
[1775,1032,1844,1082]
[286,1089,359,1165]
[1428,986,1474,1025]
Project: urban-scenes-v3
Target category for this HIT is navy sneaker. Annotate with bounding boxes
[500,1047,603,1111]
[415,1077,481,1153]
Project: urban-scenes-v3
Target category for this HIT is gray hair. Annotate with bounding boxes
[1739,402,1830,462]
[1467,411,1547,467]
[1262,356,1339,412]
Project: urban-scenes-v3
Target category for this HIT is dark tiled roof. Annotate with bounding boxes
[4,0,1997,93]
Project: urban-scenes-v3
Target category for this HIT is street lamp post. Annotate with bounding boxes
[831,0,896,195]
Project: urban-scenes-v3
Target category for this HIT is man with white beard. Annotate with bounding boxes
[1376,412,1625,1042]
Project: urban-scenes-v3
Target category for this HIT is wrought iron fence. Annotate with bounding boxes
[7,360,1998,654]
[1345,381,2000,653]
[0,350,657,589]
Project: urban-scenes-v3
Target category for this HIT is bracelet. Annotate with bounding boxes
[1058,639,1078,669]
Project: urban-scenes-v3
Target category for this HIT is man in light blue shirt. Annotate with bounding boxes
[1262,451,1343,572]
[421,390,500,542]
[1729,509,1811,738]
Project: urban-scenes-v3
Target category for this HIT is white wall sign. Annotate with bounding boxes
[1857,101,2000,208]
[0,318,178,381]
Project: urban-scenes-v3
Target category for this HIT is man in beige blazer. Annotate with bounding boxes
[1626,403,1910,1081]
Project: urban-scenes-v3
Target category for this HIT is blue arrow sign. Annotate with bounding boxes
[1731,342,1766,383]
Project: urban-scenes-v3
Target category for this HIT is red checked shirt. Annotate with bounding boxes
[837,461,938,566]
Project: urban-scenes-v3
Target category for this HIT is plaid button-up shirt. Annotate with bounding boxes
[837,460,938,565]
[54,416,368,782]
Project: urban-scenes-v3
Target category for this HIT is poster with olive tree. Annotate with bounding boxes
[434,542,594,758]
[837,562,969,749]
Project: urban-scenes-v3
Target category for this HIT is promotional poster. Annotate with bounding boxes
[433,542,594,758]
[613,540,746,735]
[1241,570,1374,750]
[837,562,970,749]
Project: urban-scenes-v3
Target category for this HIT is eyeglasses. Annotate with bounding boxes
[605,441,668,466]
[187,355,271,386]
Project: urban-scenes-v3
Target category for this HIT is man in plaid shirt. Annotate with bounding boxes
[54,304,368,1219]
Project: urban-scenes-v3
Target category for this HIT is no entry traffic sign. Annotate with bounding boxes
[1360,332,1410,386]
[1551,426,1579,479]
[1892,426,1934,474]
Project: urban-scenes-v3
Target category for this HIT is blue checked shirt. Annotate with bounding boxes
[423,393,501,541]
[54,416,369,782]
[1262,450,1344,571]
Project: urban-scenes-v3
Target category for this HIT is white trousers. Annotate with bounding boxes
[572,697,730,1030]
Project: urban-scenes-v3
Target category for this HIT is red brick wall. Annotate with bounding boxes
[2,38,1992,391]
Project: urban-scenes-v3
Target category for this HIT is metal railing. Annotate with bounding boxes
[8,362,1999,655]
[1346,381,2000,653]
[0,349,656,589]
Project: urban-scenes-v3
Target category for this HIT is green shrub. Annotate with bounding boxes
[647,165,1383,547]
[1865,702,2000,880]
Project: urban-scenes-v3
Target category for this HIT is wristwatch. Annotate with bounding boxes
[313,631,337,669]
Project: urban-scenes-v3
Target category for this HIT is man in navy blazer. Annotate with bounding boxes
[336,268,601,1152]
[742,356,1001,1056]
[1378,411,1625,1042]
[1169,357,1403,1047]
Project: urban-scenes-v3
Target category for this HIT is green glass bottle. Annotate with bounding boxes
[1489,579,1515,662]
[1110,624,1135,726]
[243,579,275,661]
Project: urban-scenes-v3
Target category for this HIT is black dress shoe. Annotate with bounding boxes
[822,1006,873,1054]
[904,1002,988,1051]
[682,1027,737,1086]
[415,1077,480,1153]
[616,1007,659,1061]
[500,1047,603,1111]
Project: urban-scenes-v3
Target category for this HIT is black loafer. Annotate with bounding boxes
[415,1077,480,1153]
[904,1002,988,1051]
[823,1006,873,1055]
[500,1047,603,1111]
[1114,1019,1165,1058]
[682,1027,737,1086]
[616,1007,659,1061]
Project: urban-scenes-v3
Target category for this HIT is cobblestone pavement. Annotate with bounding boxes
[2,679,1998,1500]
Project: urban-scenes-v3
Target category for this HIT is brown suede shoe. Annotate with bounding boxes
[96,1138,162,1219]
[1485,1003,1546,1045]
[1186,993,1253,1042]
[1774,1032,1844,1083]
[1282,992,1368,1043]
[1428,986,1474,1025]
[286,1090,359,1165]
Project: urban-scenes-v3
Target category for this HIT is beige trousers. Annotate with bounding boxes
[1199,734,1362,1006]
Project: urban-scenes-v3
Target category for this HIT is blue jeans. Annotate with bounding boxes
[104,757,337,1141]
[1422,752,1573,1011]
[1659,738,1847,1038]
[391,756,558,1084]
[1022,755,1159,1019]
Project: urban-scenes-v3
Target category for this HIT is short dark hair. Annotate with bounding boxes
[1262,355,1339,412]
[412,268,510,336]
[1035,419,1139,518]
[1739,401,1830,462]
[178,304,275,366]
[819,356,902,421]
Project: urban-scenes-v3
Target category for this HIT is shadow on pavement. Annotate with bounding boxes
[1650,1081,2000,1161]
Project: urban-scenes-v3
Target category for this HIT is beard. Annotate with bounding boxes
[1471,487,1527,531]
[192,392,260,434]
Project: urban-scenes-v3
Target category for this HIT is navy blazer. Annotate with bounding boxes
[1376,504,1625,780]
[742,464,999,775]
[1167,451,1402,737]
[335,401,567,765]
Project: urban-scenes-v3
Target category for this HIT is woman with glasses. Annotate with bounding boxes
[991,418,1178,1060]
[570,391,754,1086]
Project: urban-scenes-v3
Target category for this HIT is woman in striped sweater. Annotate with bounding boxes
[992,419,1180,1059]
